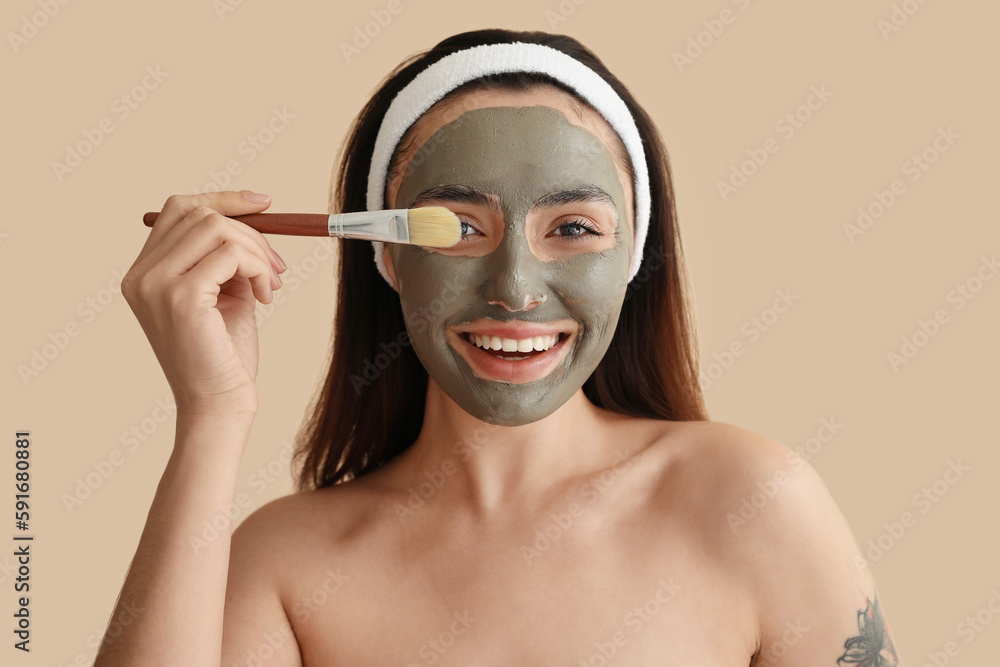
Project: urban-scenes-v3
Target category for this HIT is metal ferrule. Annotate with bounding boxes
[327,209,410,244]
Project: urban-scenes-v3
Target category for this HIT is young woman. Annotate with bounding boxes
[97,29,901,666]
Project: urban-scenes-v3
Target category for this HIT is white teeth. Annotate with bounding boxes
[466,333,560,353]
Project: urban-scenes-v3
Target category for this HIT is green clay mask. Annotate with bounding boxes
[389,105,633,426]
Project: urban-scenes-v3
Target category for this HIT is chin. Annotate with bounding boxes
[447,378,582,427]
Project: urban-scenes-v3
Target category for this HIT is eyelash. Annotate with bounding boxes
[553,218,603,240]
[456,218,604,242]
[458,219,480,239]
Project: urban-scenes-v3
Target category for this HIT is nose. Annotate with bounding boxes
[483,231,547,312]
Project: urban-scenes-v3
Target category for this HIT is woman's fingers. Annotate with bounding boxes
[157,206,284,282]
[152,208,279,296]
[121,190,286,417]
[181,238,275,306]
[136,190,276,266]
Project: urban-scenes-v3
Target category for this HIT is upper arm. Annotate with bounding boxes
[722,433,902,666]
[222,499,304,667]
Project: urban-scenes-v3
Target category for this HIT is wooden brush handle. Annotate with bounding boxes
[142,211,331,236]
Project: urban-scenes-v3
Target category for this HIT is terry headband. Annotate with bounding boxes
[366,41,651,285]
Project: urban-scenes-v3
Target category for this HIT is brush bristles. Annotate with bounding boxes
[406,206,462,248]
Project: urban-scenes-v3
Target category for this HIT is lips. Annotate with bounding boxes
[446,321,577,384]
[453,320,576,340]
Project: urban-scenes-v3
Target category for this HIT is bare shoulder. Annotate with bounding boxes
[640,419,899,665]
[231,483,364,571]
[641,419,847,553]
[224,484,368,643]
[223,490,344,666]
[637,419,808,506]
[648,418,795,467]
[228,491,322,609]
[234,487,334,537]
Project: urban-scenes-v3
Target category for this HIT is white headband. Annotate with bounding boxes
[366,41,651,285]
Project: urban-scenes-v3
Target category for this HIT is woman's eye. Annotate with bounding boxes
[458,218,482,239]
[552,218,603,240]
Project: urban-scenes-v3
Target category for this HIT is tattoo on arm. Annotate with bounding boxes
[836,594,899,666]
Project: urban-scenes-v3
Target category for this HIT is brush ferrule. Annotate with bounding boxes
[327,209,410,244]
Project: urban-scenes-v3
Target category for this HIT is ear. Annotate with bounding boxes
[382,244,399,292]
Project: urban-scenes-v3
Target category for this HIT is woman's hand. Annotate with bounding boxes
[122,190,286,424]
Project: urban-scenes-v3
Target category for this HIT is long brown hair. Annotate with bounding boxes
[292,29,708,491]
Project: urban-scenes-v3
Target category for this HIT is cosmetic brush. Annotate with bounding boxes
[142,207,462,247]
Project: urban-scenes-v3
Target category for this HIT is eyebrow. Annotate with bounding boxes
[409,184,501,211]
[409,184,617,213]
[532,185,617,213]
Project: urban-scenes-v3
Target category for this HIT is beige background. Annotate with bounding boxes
[2,0,998,663]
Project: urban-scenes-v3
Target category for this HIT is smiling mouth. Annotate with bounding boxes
[448,328,576,384]
[460,331,568,360]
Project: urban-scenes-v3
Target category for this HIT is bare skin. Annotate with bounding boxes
[98,87,901,666]
[226,414,898,666]
[224,88,901,665]
[95,189,285,666]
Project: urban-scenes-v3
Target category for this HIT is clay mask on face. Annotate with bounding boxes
[389,105,633,426]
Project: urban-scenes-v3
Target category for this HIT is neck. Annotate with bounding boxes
[388,378,622,520]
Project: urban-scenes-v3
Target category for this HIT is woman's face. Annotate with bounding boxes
[384,86,635,426]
